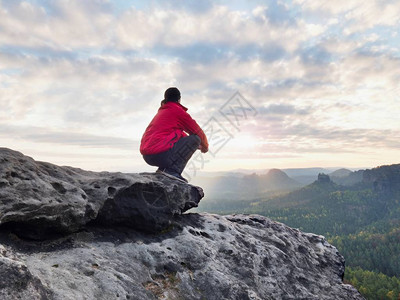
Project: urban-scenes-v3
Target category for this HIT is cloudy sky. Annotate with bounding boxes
[1,0,399,176]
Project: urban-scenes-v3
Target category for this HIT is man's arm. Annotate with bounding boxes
[178,110,208,153]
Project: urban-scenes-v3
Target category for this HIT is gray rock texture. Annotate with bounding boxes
[0,148,203,239]
[0,148,363,299]
[0,244,52,299]
[0,214,363,300]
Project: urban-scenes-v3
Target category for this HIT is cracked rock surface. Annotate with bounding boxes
[0,214,363,300]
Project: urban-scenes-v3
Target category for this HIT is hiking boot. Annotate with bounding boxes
[174,173,188,183]
[157,168,188,183]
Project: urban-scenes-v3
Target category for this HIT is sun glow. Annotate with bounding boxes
[228,133,259,150]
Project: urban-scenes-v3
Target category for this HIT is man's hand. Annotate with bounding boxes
[198,141,208,153]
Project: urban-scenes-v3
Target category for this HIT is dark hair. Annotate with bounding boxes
[164,87,181,102]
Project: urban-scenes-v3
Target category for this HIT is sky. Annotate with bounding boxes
[0,0,399,177]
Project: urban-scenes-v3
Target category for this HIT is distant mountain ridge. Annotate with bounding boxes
[362,164,400,197]
[192,168,302,201]
[198,162,400,227]
[329,169,364,186]
[195,167,354,179]
[325,163,400,191]
[194,164,400,209]
[330,168,352,178]
[244,168,301,191]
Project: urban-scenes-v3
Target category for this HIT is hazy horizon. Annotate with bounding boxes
[1,1,399,174]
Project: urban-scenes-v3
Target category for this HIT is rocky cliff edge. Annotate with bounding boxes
[0,148,363,300]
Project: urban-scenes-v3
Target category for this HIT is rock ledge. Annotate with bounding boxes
[0,148,203,239]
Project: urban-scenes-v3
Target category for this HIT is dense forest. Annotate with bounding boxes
[344,267,400,300]
[197,164,400,299]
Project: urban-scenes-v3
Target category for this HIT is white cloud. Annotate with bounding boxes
[0,0,114,48]
[0,1,324,54]
[294,0,361,15]
[295,0,400,35]
[344,1,400,34]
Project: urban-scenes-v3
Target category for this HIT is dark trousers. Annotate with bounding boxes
[143,135,201,175]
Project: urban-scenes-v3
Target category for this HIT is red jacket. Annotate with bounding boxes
[140,102,208,155]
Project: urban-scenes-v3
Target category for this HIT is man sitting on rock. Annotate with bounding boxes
[140,87,209,182]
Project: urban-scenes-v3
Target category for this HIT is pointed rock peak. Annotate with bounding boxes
[317,173,331,183]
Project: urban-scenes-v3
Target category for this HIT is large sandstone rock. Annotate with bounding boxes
[0,214,363,300]
[0,148,363,299]
[0,148,203,238]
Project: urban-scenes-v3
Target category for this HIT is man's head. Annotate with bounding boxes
[164,87,181,103]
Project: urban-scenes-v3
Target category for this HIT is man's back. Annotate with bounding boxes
[140,102,188,155]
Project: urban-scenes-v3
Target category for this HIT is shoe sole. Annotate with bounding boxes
[156,170,188,183]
